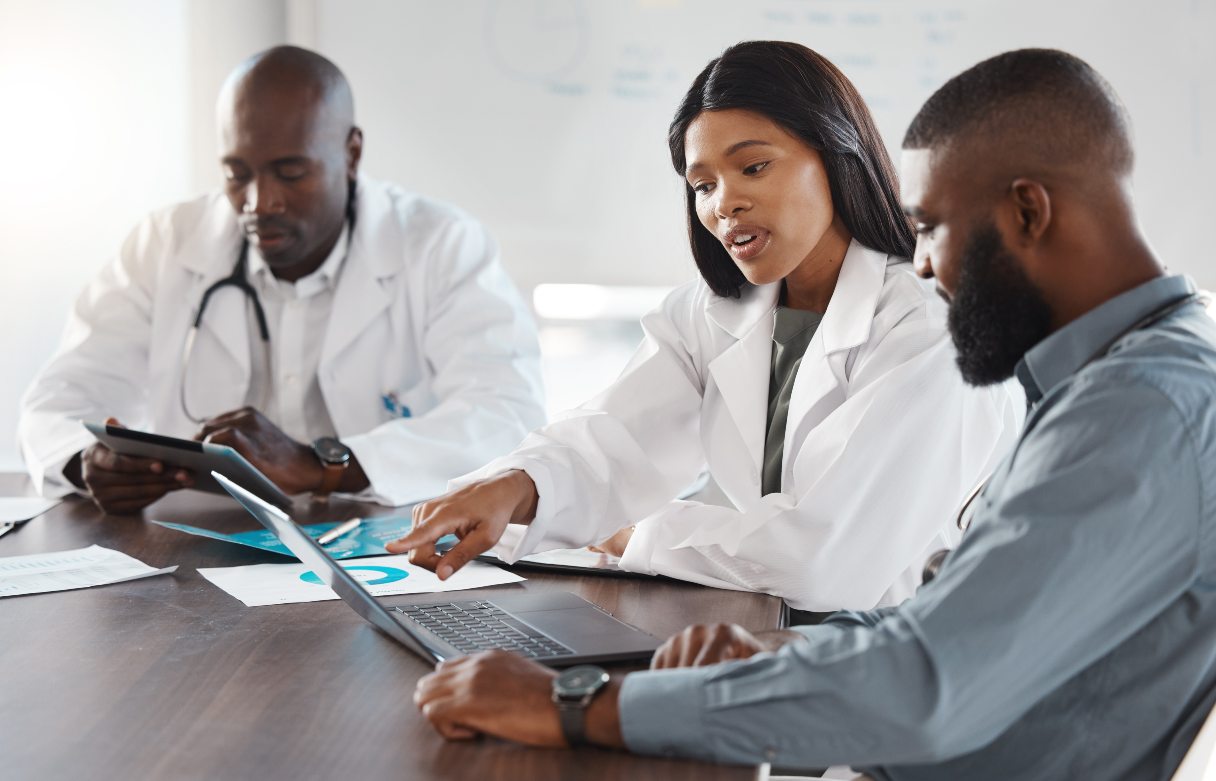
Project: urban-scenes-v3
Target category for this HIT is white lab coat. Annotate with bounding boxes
[462,241,1022,611]
[18,177,546,506]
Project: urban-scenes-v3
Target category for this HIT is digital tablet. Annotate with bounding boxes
[477,547,663,579]
[471,524,663,579]
[83,421,294,510]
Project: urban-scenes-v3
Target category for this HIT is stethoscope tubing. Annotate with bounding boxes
[179,241,271,424]
[178,201,359,425]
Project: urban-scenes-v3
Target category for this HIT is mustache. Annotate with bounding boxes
[239,215,292,234]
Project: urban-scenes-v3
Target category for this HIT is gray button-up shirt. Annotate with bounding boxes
[618,274,1216,780]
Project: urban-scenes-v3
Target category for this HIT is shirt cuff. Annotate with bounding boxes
[618,667,712,759]
[29,431,95,498]
[448,455,565,561]
[341,431,424,507]
[616,514,661,575]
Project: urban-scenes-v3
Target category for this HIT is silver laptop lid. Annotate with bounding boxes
[212,471,439,663]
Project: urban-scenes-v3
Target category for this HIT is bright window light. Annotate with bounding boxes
[532,284,672,320]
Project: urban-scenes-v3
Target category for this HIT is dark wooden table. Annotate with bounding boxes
[0,477,778,781]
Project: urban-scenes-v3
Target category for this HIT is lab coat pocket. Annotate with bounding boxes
[381,381,436,422]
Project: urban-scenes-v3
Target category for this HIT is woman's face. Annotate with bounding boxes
[684,108,837,287]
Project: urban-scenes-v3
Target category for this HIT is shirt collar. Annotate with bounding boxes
[1015,274,1197,405]
[772,306,824,345]
[247,222,350,297]
[705,239,888,346]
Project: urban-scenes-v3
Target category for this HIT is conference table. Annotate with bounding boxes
[0,476,782,780]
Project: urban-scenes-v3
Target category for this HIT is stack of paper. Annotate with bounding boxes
[0,545,177,598]
[0,496,61,537]
[0,496,60,522]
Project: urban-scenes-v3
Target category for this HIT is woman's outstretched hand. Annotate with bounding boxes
[386,470,539,579]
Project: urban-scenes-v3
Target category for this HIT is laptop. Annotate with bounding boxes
[213,472,660,666]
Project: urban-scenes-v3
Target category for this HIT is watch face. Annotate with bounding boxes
[556,665,609,697]
[312,437,351,465]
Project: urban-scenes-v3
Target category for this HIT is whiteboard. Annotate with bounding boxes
[310,0,1216,293]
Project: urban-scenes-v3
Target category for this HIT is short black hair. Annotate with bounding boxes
[669,41,915,299]
[903,48,1132,175]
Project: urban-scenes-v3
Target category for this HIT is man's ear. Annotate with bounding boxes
[1007,178,1052,246]
[346,127,364,181]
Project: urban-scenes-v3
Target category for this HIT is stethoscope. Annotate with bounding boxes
[921,289,1205,584]
[180,194,357,424]
[179,240,271,424]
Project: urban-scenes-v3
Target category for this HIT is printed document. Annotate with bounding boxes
[0,545,177,598]
[199,554,524,607]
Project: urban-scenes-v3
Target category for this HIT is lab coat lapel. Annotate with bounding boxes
[318,191,395,381]
[177,208,252,383]
[782,241,888,465]
[706,282,780,480]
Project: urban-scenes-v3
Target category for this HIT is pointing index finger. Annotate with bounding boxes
[387,515,457,555]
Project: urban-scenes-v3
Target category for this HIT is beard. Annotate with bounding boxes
[947,222,1053,386]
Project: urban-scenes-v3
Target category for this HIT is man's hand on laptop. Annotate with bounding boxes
[415,649,625,748]
[650,624,805,669]
[387,470,539,580]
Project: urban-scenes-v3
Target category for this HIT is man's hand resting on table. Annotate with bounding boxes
[650,624,806,669]
[415,625,807,747]
[414,650,625,748]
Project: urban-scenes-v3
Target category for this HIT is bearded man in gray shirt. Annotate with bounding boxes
[402,48,1216,781]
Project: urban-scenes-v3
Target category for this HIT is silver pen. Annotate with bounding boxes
[317,517,362,545]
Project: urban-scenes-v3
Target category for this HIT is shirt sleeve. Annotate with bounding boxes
[618,376,1201,769]
[17,217,162,496]
[450,283,711,557]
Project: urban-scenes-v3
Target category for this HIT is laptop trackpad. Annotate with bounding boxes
[521,608,635,647]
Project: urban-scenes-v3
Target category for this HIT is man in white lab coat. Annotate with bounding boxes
[17,46,545,513]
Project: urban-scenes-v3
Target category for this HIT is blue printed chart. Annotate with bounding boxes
[151,516,452,561]
[197,555,524,607]
[299,565,409,586]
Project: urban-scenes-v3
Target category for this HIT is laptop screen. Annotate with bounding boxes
[211,472,440,663]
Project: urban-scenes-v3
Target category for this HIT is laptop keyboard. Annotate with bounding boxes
[394,600,574,658]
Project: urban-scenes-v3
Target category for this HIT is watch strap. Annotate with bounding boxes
[555,698,589,746]
[315,461,346,498]
[311,438,351,499]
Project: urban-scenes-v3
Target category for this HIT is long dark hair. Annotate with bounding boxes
[669,41,914,298]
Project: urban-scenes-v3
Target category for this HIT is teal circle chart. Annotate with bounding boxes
[300,565,409,586]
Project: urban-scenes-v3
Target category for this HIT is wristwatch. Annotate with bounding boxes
[311,436,352,498]
[551,665,610,746]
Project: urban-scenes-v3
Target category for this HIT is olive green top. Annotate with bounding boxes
[762,304,824,496]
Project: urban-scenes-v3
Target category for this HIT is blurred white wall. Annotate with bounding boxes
[0,0,292,470]
[0,0,192,470]
[309,0,1216,296]
[1,0,1213,473]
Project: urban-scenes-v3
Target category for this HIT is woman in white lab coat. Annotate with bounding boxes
[390,41,1021,619]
